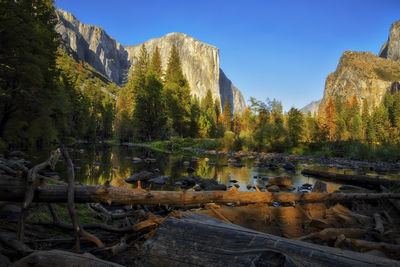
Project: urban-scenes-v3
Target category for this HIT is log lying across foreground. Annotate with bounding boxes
[302,169,400,188]
[141,213,400,267]
[1,182,400,205]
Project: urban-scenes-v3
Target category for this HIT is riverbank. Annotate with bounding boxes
[112,138,400,175]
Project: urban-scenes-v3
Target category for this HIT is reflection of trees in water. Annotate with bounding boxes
[197,160,216,179]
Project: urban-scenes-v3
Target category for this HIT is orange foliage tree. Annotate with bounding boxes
[325,97,336,140]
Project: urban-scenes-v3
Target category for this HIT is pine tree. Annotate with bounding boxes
[361,98,370,140]
[133,71,165,141]
[0,0,60,147]
[163,45,191,136]
[214,98,221,119]
[189,96,201,137]
[287,107,304,146]
[149,46,163,79]
[199,89,217,137]
[221,96,232,131]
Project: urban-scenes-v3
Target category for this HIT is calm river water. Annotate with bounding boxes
[31,144,400,193]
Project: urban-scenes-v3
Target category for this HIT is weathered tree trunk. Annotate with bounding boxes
[61,146,104,250]
[17,149,61,241]
[140,214,400,267]
[10,250,124,267]
[1,183,400,206]
[302,169,400,188]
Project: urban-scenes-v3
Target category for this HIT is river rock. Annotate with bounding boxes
[132,157,142,163]
[312,181,327,193]
[144,158,156,163]
[268,176,293,187]
[283,163,295,172]
[148,176,171,186]
[267,185,281,192]
[125,171,154,183]
[187,167,195,174]
[268,163,279,171]
[227,158,237,163]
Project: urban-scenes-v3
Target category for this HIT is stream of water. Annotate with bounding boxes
[31,144,400,193]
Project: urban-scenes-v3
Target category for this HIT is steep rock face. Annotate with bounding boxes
[300,100,321,115]
[320,51,400,114]
[124,33,245,113]
[55,9,130,84]
[55,10,246,113]
[379,21,400,62]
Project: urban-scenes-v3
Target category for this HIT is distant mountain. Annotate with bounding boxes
[319,20,400,113]
[379,21,400,61]
[300,100,321,115]
[55,9,246,113]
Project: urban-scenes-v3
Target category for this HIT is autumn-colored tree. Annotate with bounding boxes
[325,97,336,140]
[78,60,83,72]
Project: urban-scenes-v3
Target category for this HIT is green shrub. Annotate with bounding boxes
[312,145,333,158]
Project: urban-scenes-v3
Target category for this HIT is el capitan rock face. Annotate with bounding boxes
[55,9,246,113]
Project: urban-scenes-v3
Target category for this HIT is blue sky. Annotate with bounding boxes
[55,0,400,110]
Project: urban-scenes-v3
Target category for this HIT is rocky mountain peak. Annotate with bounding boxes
[379,20,400,61]
[55,9,245,113]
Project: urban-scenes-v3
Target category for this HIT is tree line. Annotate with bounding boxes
[1,0,400,162]
[0,0,115,150]
[114,44,233,142]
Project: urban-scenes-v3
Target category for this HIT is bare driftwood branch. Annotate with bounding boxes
[296,228,367,241]
[17,148,61,241]
[374,213,384,234]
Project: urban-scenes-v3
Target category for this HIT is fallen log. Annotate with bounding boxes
[10,250,124,267]
[345,238,400,254]
[1,184,400,205]
[302,169,400,189]
[140,214,400,267]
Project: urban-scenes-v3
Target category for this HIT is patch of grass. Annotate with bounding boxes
[374,68,400,81]
[28,203,101,224]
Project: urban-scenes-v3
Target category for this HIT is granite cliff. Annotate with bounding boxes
[319,21,400,114]
[55,9,245,113]
[379,21,400,62]
[300,100,320,115]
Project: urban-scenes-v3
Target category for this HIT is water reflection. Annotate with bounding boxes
[31,144,400,193]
